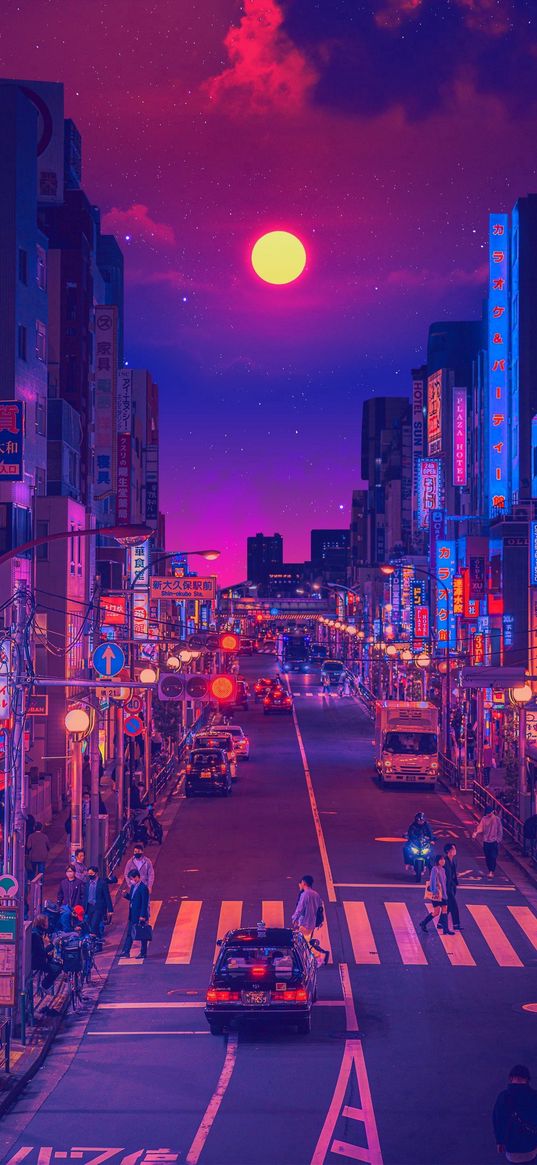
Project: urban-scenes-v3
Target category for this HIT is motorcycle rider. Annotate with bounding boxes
[403,811,434,869]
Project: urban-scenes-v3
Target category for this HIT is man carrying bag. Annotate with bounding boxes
[121,869,151,960]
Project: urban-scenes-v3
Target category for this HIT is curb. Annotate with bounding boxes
[0,990,69,1117]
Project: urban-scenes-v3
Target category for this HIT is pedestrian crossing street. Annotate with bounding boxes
[117,896,537,970]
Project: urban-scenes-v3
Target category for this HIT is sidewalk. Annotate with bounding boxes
[0,763,177,1114]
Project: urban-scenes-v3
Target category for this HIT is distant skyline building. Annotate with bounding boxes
[247,532,283,583]
[310,529,350,580]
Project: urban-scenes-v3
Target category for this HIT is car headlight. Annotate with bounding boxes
[410,845,419,854]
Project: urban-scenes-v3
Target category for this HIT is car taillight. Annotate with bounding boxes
[186,764,192,774]
[271,988,308,1002]
[220,764,227,774]
[206,989,240,1003]
[251,965,266,977]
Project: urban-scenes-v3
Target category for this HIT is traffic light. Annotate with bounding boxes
[209,675,236,703]
[219,633,239,652]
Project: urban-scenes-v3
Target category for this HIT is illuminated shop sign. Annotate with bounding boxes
[417,459,441,529]
[487,213,510,516]
[452,388,467,487]
[435,539,456,650]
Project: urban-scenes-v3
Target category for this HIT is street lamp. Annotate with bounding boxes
[139,668,157,795]
[167,656,180,670]
[415,652,431,700]
[65,708,91,854]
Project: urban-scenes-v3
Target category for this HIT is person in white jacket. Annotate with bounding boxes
[473,807,503,878]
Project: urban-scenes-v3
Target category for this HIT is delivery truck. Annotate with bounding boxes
[375,701,439,787]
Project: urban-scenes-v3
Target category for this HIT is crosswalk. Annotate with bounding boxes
[116,896,537,970]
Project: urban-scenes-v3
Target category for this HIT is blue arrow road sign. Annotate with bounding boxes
[92,641,126,678]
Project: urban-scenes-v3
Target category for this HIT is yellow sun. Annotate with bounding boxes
[251,230,307,285]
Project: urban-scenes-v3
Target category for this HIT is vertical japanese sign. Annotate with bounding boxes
[487,213,510,516]
[435,539,457,650]
[417,459,441,528]
[452,387,467,486]
[0,401,23,481]
[94,306,118,500]
[412,375,425,542]
[130,541,150,639]
[469,556,486,600]
[116,433,131,524]
[427,370,444,455]
[116,367,132,435]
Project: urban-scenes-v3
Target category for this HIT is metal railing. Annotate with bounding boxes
[472,781,525,850]
[104,704,212,877]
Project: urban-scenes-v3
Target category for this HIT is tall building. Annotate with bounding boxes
[349,489,367,583]
[247,532,283,583]
[0,83,49,603]
[310,529,350,581]
[360,397,410,564]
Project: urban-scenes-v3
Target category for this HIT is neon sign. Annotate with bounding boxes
[487,214,510,516]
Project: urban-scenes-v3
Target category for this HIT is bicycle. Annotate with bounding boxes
[66,967,84,1010]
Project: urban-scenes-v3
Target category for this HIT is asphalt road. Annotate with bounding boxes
[3,655,537,1165]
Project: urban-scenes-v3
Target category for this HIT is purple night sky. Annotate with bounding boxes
[2,0,537,582]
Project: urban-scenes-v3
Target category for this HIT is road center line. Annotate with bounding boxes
[291,700,336,902]
[87,1030,210,1036]
[185,1032,239,1165]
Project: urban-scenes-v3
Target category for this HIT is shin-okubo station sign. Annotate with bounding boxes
[150,576,217,601]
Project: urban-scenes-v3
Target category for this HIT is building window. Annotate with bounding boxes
[36,246,47,291]
[36,321,47,363]
[35,398,47,436]
[35,467,46,497]
[36,519,49,560]
[18,249,28,284]
[17,325,27,361]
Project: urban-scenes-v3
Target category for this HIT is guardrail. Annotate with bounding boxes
[355,680,377,720]
[0,1017,11,1074]
[472,781,525,850]
[104,703,212,877]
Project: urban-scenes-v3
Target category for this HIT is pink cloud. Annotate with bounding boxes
[385,263,488,292]
[205,0,317,114]
[101,203,175,247]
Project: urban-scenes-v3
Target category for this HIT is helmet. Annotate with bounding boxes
[72,905,85,920]
[415,812,426,824]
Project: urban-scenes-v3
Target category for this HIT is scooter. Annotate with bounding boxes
[406,836,434,882]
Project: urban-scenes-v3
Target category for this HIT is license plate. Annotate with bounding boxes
[242,990,270,1006]
[200,770,211,778]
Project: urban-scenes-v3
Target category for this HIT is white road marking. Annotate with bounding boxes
[186,1032,239,1165]
[290,697,336,902]
[311,1040,383,1165]
[98,1001,205,1009]
[339,963,359,1033]
[334,882,516,891]
[87,1030,210,1036]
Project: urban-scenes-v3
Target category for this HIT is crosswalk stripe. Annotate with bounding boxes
[166,900,202,964]
[262,900,284,927]
[214,901,242,963]
[150,900,163,928]
[508,905,537,951]
[466,904,523,967]
[435,925,476,966]
[343,902,380,965]
[385,902,427,965]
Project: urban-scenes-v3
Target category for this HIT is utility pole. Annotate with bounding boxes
[11,583,28,896]
[89,577,102,868]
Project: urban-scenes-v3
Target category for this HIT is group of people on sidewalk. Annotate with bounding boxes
[56,848,113,936]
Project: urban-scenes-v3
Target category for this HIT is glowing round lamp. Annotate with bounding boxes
[65,709,90,735]
[189,650,202,661]
[380,564,395,576]
[179,650,192,663]
[416,653,431,670]
[210,676,235,702]
[386,644,398,657]
[511,683,533,706]
[140,667,157,684]
[251,231,306,286]
[167,656,180,670]
[400,649,413,662]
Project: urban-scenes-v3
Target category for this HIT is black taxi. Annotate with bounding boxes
[205,922,317,1035]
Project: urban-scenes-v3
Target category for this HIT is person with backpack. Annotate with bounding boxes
[291,875,329,965]
[493,1064,537,1162]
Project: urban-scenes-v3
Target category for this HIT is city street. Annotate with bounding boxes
[3,658,537,1165]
